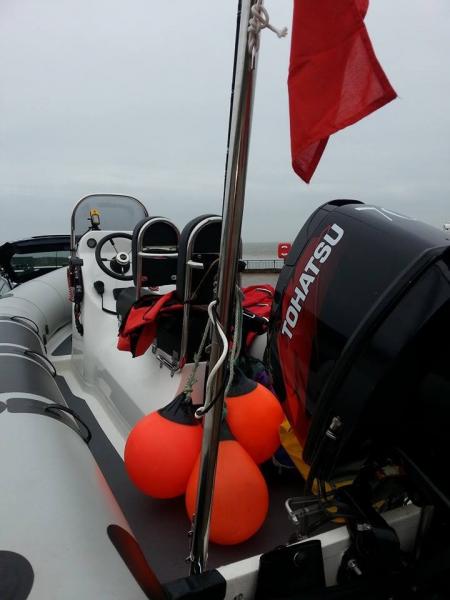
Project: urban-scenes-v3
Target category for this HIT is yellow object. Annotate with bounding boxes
[89,208,101,227]
[279,417,311,481]
[279,418,353,496]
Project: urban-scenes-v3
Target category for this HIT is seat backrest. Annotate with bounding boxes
[132,217,179,299]
[176,214,222,304]
[175,214,222,365]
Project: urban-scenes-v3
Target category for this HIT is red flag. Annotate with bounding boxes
[288,0,397,183]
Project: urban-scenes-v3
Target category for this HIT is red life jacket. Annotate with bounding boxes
[117,284,275,358]
[117,291,183,357]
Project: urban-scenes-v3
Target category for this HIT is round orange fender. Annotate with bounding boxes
[226,372,284,464]
[125,394,203,499]
[186,433,269,545]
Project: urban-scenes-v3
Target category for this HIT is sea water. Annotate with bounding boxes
[243,241,278,259]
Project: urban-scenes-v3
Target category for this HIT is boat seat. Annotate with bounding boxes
[155,215,259,365]
[132,217,179,296]
[114,286,153,323]
[155,214,222,365]
[175,214,222,304]
[115,217,179,318]
[118,215,256,367]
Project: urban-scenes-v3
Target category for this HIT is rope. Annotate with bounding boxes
[194,285,245,418]
[248,0,287,61]
[182,319,212,398]
[224,286,244,398]
[195,301,228,419]
[188,258,219,304]
[181,262,225,399]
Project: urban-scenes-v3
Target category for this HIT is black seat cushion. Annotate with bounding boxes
[156,307,209,362]
[114,287,139,322]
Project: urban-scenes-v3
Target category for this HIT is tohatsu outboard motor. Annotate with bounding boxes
[269,199,450,489]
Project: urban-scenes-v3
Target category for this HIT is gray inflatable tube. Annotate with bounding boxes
[0,270,149,599]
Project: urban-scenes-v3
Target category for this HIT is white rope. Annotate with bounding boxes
[194,301,228,419]
[194,286,245,419]
[248,0,287,60]
[183,319,212,398]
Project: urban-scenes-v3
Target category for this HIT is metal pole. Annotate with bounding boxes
[189,0,259,574]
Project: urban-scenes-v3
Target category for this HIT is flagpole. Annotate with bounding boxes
[189,0,260,574]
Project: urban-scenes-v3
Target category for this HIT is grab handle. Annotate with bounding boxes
[44,404,92,444]
[24,349,56,377]
[11,315,40,335]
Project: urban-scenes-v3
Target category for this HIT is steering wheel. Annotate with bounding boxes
[95,233,133,281]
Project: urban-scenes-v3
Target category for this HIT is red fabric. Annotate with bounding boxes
[117,291,182,357]
[288,0,397,183]
[118,286,275,358]
[242,285,274,317]
[242,285,274,348]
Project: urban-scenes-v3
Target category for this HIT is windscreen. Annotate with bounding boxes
[71,194,148,248]
[0,238,71,285]
[10,249,69,284]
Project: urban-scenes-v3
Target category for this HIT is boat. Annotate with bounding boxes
[0,234,70,290]
[2,2,450,599]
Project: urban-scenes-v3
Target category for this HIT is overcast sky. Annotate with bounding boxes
[0,0,449,244]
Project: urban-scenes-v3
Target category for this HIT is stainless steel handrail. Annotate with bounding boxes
[135,217,180,301]
[179,215,222,366]
[137,251,178,258]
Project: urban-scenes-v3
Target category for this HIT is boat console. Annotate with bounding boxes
[68,196,224,372]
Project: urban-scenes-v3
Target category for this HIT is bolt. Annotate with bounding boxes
[347,559,362,576]
[293,551,306,567]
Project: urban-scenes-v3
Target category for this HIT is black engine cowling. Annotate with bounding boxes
[269,199,450,486]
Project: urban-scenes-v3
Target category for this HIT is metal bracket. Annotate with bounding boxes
[155,352,178,376]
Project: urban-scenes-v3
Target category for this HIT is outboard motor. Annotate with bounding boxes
[269,199,450,491]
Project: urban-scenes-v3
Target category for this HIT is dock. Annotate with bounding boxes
[243,259,284,273]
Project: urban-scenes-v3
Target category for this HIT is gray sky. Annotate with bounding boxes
[1,0,449,244]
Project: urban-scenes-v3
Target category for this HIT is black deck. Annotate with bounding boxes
[56,375,304,583]
[52,334,72,356]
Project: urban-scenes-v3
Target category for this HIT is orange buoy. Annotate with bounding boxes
[226,371,284,464]
[125,393,202,499]
[185,424,269,545]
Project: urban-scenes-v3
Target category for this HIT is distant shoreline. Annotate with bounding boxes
[243,241,284,260]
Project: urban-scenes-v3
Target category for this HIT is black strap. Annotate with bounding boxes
[24,350,56,377]
[5,398,91,444]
